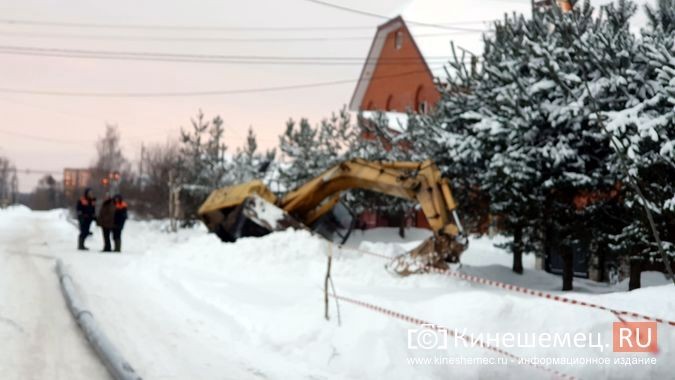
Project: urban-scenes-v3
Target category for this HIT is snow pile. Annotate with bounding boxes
[1,209,673,379]
[72,221,674,379]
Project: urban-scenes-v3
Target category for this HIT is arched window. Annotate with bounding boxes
[414,85,428,114]
[394,30,403,50]
[385,94,394,111]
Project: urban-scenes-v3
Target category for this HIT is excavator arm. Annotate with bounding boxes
[280,159,464,236]
[198,158,467,274]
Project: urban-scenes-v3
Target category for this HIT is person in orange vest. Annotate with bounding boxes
[112,194,128,252]
[76,188,96,250]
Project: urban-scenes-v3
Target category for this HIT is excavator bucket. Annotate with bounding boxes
[198,181,302,242]
[387,233,467,276]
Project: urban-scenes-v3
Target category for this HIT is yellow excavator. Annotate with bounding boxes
[197,158,467,275]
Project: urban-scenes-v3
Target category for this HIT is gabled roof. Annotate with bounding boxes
[349,16,436,111]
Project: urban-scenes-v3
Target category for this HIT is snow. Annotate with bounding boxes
[529,79,557,96]
[360,111,409,133]
[245,194,290,231]
[0,207,109,380]
[1,208,674,379]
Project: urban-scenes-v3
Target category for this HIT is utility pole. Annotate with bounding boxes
[10,167,17,204]
[139,143,145,191]
[168,170,177,232]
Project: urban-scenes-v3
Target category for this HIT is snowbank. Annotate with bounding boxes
[1,209,673,379]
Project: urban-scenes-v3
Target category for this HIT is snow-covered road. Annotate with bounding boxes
[0,209,109,380]
[1,206,673,379]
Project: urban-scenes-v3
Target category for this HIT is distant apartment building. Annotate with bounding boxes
[63,168,91,198]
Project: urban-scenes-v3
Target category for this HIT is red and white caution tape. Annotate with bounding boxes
[337,245,675,327]
[331,293,576,379]
[424,265,675,327]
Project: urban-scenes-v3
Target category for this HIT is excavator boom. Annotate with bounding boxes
[198,159,467,274]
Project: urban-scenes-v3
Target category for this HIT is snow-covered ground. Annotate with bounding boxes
[0,206,673,379]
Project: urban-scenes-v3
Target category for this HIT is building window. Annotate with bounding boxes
[418,101,428,114]
[415,85,428,114]
[385,94,394,111]
[394,30,403,50]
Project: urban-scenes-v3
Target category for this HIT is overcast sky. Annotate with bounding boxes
[0,0,651,191]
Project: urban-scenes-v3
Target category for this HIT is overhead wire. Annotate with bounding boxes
[302,0,480,55]
[302,0,483,32]
[0,13,486,183]
[0,68,452,98]
[0,127,87,144]
[0,45,476,68]
[14,168,63,175]
[0,17,491,31]
[0,45,461,62]
[0,30,484,43]
[0,52,450,66]
[0,96,177,139]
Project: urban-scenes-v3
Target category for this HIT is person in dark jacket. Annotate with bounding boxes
[112,194,128,252]
[76,188,96,250]
[97,195,115,252]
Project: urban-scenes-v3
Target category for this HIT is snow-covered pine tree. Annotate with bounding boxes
[406,43,489,233]
[421,1,642,289]
[279,121,330,191]
[645,0,675,33]
[177,110,230,224]
[278,107,358,191]
[231,127,276,184]
[599,0,675,287]
[474,11,555,275]
[531,0,632,289]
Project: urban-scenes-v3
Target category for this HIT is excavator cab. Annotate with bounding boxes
[199,182,355,244]
[198,159,468,275]
[198,180,298,242]
[310,201,356,245]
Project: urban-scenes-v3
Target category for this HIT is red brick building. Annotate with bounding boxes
[349,16,441,230]
[349,16,440,115]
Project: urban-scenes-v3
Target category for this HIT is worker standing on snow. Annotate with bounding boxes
[97,194,115,252]
[76,188,96,250]
[112,194,128,252]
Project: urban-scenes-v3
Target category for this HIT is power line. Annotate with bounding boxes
[0,128,87,144]
[0,52,448,66]
[0,45,469,67]
[0,69,443,98]
[0,50,455,66]
[15,168,63,175]
[0,45,457,61]
[0,17,491,31]
[0,30,482,43]
[0,96,176,142]
[303,0,479,55]
[303,0,483,34]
